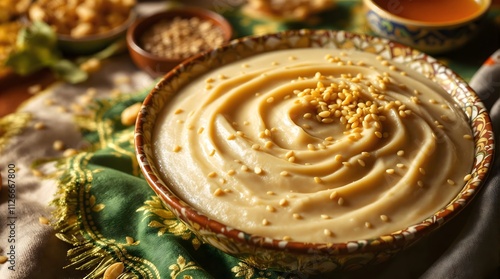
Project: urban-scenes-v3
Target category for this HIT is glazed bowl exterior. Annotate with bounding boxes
[363,0,492,54]
[134,29,495,274]
[126,7,233,77]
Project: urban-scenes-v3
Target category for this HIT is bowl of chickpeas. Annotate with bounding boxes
[28,0,137,55]
[126,7,233,77]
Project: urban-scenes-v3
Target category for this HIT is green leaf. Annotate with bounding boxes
[17,21,57,50]
[4,50,46,75]
[6,21,89,84]
[51,59,88,84]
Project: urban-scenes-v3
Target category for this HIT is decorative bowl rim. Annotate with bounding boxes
[135,29,495,256]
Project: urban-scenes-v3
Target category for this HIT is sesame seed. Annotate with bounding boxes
[243,121,250,125]
[34,122,47,130]
[207,172,217,178]
[227,134,236,140]
[39,216,50,225]
[280,171,289,177]
[288,156,296,163]
[417,180,424,187]
[279,199,288,206]
[236,131,245,137]
[334,154,343,162]
[252,144,261,150]
[361,152,370,157]
[329,191,338,200]
[429,99,438,104]
[267,191,275,195]
[396,163,405,168]
[205,84,213,90]
[314,177,322,184]
[337,197,344,206]
[173,145,182,152]
[262,219,270,226]
[53,140,65,151]
[308,144,316,151]
[380,215,389,222]
[463,174,472,181]
[209,149,216,156]
[241,165,249,172]
[282,236,292,241]
[419,167,426,175]
[386,169,395,174]
[365,222,372,228]
[357,159,366,167]
[174,108,184,114]
[324,229,334,237]
[293,213,303,220]
[266,205,276,212]
[447,179,455,185]
[321,214,331,219]
[440,115,451,122]
[342,162,351,167]
[285,151,295,158]
[219,178,226,184]
[126,236,135,244]
[463,134,473,140]
[266,97,275,103]
[227,169,236,176]
[265,141,274,148]
[397,150,405,156]
[213,188,224,196]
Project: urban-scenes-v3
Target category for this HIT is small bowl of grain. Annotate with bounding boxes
[28,0,137,55]
[126,7,233,77]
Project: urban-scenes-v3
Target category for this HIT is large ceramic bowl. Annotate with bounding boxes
[135,30,495,274]
[363,0,491,54]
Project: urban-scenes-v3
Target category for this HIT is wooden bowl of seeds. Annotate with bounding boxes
[126,7,233,77]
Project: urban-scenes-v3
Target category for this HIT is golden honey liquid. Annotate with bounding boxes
[374,0,482,22]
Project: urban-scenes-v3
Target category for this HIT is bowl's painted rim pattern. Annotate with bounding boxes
[135,29,495,256]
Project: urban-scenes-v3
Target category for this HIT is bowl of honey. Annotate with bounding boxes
[363,0,492,54]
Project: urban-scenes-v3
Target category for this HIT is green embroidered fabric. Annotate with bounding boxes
[53,91,299,279]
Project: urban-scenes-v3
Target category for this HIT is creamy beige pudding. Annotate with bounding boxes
[153,48,474,243]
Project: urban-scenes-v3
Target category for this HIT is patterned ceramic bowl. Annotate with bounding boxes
[363,0,491,54]
[135,30,495,274]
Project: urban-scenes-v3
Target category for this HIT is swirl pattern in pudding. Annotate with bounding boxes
[153,48,474,243]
